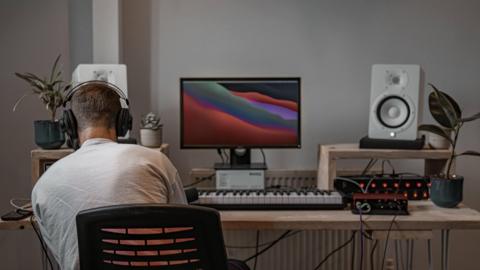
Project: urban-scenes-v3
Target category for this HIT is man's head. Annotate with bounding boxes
[71,82,121,143]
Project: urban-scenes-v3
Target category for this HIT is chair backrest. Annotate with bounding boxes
[76,204,229,270]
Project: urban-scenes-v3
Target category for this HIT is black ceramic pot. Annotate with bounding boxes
[34,120,65,149]
[430,176,464,208]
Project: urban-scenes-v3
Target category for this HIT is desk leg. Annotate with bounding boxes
[407,240,414,270]
[441,230,450,270]
[394,240,400,270]
[427,239,433,270]
[318,145,336,190]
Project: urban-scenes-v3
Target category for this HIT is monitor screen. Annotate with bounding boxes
[181,78,301,148]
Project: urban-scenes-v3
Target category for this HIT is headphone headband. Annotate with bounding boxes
[63,80,129,107]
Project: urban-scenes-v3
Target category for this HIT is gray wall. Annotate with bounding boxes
[143,0,480,269]
[1,0,479,269]
[69,0,93,70]
[0,1,70,269]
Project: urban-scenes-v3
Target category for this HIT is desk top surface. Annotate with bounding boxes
[220,201,480,230]
[2,202,480,231]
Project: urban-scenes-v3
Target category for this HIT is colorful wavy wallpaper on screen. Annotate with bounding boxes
[182,80,299,146]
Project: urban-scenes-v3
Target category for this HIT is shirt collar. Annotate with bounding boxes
[80,138,116,148]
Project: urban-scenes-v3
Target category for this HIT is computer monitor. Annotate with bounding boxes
[180,77,301,168]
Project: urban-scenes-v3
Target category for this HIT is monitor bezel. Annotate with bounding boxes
[180,77,301,149]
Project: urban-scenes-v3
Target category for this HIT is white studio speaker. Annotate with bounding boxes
[368,64,424,140]
[72,64,128,98]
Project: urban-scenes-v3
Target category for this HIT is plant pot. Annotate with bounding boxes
[140,127,163,148]
[430,176,464,208]
[420,129,451,149]
[34,120,65,149]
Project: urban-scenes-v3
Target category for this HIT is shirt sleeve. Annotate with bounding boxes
[168,172,187,204]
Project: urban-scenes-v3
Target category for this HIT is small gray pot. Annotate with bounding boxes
[430,176,464,208]
[140,127,163,148]
[34,120,65,149]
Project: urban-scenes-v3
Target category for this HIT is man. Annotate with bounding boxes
[31,82,186,270]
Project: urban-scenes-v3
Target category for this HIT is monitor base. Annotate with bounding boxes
[214,163,267,170]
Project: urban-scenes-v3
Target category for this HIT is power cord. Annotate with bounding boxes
[370,240,379,270]
[30,216,54,270]
[222,149,230,163]
[243,230,292,263]
[260,149,267,166]
[362,159,378,176]
[253,230,260,270]
[380,213,399,270]
[226,231,302,249]
[217,149,225,164]
[381,160,395,175]
[183,173,215,188]
[359,209,364,270]
[313,231,357,270]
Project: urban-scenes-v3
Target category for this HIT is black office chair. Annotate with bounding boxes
[76,204,249,270]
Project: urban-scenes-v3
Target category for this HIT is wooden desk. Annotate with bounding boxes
[4,202,480,231]
[2,201,479,269]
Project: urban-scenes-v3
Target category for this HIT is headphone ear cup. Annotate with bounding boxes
[116,108,133,137]
[61,109,79,149]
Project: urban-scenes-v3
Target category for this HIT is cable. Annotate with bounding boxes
[380,215,398,270]
[381,160,395,175]
[335,177,367,193]
[351,232,356,270]
[217,149,225,164]
[313,231,357,270]
[30,216,54,270]
[222,149,230,163]
[183,173,215,188]
[243,230,291,263]
[359,210,364,270]
[364,177,376,194]
[362,159,378,176]
[226,231,302,249]
[370,240,378,270]
[260,149,267,166]
[253,230,260,270]
[10,198,32,212]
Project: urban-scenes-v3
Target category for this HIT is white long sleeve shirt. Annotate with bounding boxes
[31,138,187,270]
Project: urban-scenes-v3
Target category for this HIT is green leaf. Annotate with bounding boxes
[456,151,480,157]
[12,91,34,112]
[428,83,461,128]
[418,124,453,145]
[461,112,480,123]
[50,54,61,82]
[25,72,46,83]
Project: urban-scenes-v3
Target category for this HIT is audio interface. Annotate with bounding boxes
[334,175,430,201]
[352,193,409,215]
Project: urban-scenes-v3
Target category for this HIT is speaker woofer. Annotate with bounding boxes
[376,96,410,128]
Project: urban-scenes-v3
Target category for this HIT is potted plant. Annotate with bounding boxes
[140,112,163,147]
[419,83,480,208]
[13,55,71,149]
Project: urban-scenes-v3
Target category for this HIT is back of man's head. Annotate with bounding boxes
[71,83,121,132]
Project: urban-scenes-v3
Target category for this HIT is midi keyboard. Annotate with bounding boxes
[193,188,345,210]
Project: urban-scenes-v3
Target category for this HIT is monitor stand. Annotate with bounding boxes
[214,148,267,170]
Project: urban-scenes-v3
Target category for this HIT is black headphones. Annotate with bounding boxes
[60,80,133,149]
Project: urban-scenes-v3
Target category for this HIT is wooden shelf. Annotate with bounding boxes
[317,143,452,190]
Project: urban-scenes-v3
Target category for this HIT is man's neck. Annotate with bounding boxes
[78,127,116,145]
